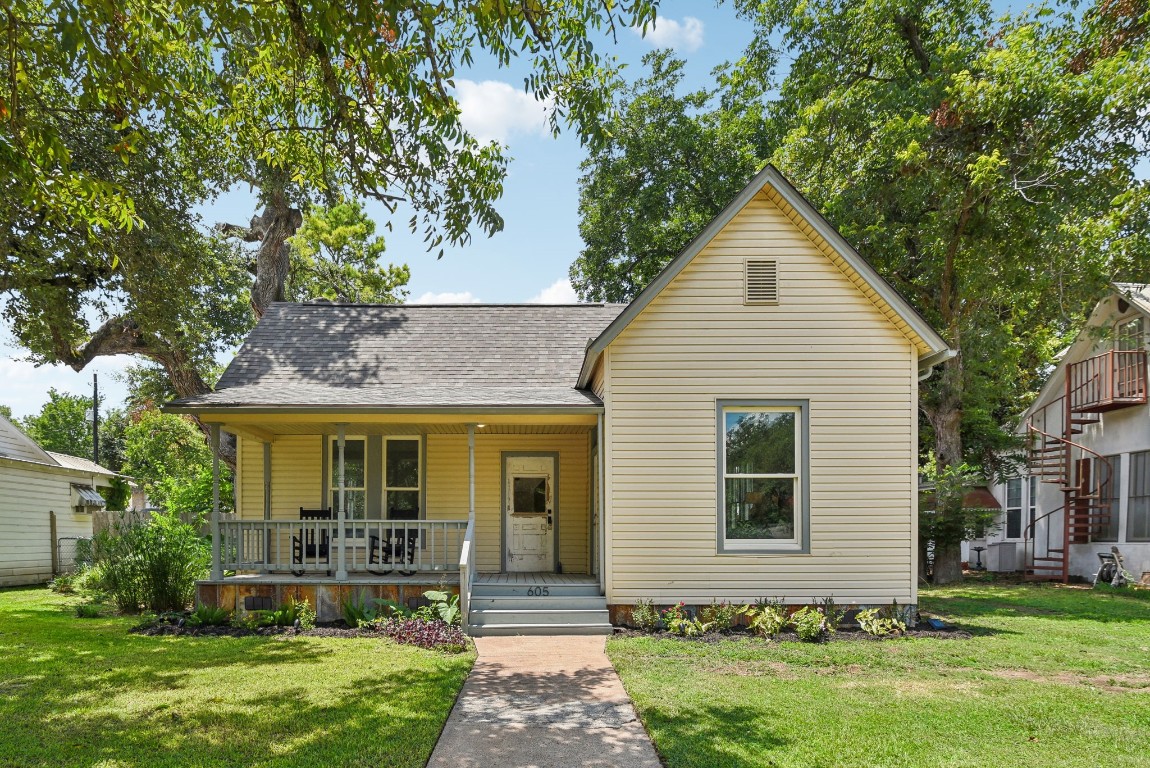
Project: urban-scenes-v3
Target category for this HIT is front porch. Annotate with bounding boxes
[197,415,606,628]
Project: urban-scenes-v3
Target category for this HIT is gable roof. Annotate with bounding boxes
[1114,282,1150,316]
[577,165,953,386]
[48,452,117,477]
[0,414,55,464]
[168,303,627,411]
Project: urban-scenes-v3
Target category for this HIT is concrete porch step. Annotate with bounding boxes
[470,608,611,626]
[469,595,607,611]
[468,623,614,637]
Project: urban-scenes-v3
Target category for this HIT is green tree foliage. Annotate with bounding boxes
[287,201,409,303]
[2,0,659,409]
[571,50,774,301]
[575,0,1150,583]
[19,389,92,459]
[0,405,13,421]
[122,408,232,516]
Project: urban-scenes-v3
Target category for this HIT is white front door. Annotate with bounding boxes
[505,456,555,572]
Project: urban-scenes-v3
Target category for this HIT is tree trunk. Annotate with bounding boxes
[931,538,964,585]
[926,353,966,585]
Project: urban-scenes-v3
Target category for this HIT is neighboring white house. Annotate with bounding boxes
[971,283,1150,583]
[0,414,118,586]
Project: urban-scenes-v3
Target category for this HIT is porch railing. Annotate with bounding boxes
[1067,349,1148,413]
[218,519,468,575]
[459,519,476,633]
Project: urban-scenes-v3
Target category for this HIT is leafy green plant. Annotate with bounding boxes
[231,611,272,630]
[341,589,379,627]
[75,602,103,619]
[187,604,231,627]
[741,599,788,638]
[790,606,829,642]
[856,607,906,637]
[819,597,847,634]
[661,603,712,636]
[700,600,739,633]
[264,598,316,629]
[49,573,76,594]
[630,599,660,632]
[415,590,461,626]
[374,599,412,620]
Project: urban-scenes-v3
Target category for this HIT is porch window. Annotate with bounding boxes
[1004,478,1023,540]
[330,437,367,522]
[385,437,421,518]
[719,401,808,553]
[1128,451,1150,542]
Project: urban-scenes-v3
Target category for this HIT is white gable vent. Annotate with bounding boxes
[744,259,779,304]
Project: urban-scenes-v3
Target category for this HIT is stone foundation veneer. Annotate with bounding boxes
[197,581,459,623]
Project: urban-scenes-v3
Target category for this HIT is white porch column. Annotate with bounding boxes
[262,441,272,574]
[468,424,476,527]
[210,424,222,580]
[335,424,348,580]
[597,413,606,591]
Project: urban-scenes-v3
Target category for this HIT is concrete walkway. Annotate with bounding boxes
[427,636,662,768]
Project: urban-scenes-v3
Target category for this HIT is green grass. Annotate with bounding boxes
[0,587,474,768]
[608,581,1150,768]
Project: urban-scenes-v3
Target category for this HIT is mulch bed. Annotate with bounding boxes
[131,620,388,639]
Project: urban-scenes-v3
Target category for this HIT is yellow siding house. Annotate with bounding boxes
[171,167,952,634]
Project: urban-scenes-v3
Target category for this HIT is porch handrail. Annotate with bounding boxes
[218,519,467,575]
[459,518,476,634]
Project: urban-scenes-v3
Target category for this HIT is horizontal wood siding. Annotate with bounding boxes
[605,189,918,604]
[234,432,592,573]
[0,464,94,586]
[425,432,591,573]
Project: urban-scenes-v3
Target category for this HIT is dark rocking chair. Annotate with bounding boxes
[368,508,420,577]
[292,507,332,577]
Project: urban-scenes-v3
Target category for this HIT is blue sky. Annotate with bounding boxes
[2,1,751,418]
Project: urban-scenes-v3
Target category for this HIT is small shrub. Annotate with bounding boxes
[375,599,412,619]
[232,611,272,630]
[265,598,316,629]
[856,607,906,637]
[819,597,847,634]
[377,618,468,652]
[630,599,660,632]
[741,599,788,638]
[700,600,739,633]
[75,603,104,619]
[790,606,828,642]
[49,573,76,594]
[415,590,461,626]
[187,604,231,627]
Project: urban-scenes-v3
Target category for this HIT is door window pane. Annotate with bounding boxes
[330,438,366,521]
[513,477,548,514]
[386,439,419,489]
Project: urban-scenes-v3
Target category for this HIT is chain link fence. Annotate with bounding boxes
[56,537,92,574]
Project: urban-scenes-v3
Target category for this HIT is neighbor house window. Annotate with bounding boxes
[1096,455,1120,542]
[1128,451,1150,542]
[1004,478,1023,540]
[1028,476,1038,539]
[330,437,367,522]
[385,437,421,518]
[719,402,808,552]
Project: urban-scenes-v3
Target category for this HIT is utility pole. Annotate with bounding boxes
[92,373,99,465]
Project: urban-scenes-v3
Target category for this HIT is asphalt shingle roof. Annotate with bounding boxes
[172,303,627,409]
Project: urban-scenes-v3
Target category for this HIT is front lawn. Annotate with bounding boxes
[0,587,473,768]
[609,581,1150,768]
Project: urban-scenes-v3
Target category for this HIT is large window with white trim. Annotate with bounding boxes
[330,437,367,522]
[1004,478,1023,540]
[719,402,807,552]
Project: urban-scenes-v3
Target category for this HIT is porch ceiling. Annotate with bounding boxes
[220,420,596,441]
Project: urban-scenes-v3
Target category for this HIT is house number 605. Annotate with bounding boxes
[527,587,550,596]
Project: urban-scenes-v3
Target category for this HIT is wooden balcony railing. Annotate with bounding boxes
[1067,349,1148,413]
[219,519,468,575]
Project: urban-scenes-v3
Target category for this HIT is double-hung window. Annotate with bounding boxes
[719,401,808,553]
[330,437,367,535]
[1004,478,1023,540]
[385,437,421,518]
[1129,451,1150,542]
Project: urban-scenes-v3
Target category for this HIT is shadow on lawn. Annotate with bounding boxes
[640,702,788,768]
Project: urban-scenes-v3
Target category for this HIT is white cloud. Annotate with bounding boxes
[0,351,134,419]
[527,279,579,304]
[454,79,553,145]
[631,16,705,53]
[410,291,482,304]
